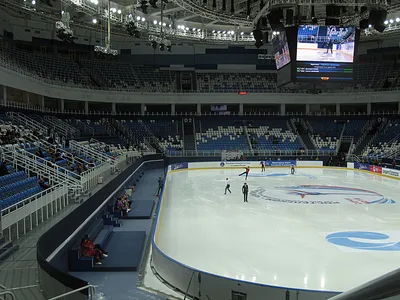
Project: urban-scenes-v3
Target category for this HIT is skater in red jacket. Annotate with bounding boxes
[239,166,250,180]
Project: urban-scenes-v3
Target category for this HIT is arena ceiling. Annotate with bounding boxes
[2,0,400,44]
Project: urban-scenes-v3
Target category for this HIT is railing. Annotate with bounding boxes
[1,183,69,240]
[0,290,16,300]
[44,115,80,137]
[243,126,254,155]
[166,149,333,157]
[48,285,96,300]
[1,101,399,117]
[69,140,113,165]
[6,111,47,133]
[3,148,83,195]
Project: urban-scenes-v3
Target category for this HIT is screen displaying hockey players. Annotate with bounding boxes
[272,30,291,70]
[296,25,356,63]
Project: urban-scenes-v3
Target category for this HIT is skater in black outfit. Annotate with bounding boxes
[224,178,231,194]
[242,183,249,202]
[326,37,333,54]
[290,164,295,175]
[156,177,164,196]
[260,161,265,172]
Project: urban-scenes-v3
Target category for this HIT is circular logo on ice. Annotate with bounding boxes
[326,231,400,251]
[250,185,395,205]
[220,162,225,167]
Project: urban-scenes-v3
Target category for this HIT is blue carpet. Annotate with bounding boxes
[95,231,146,272]
[123,200,155,219]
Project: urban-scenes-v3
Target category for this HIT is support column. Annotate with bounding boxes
[141,103,146,116]
[239,103,243,116]
[112,102,116,115]
[171,103,176,116]
[398,101,400,114]
[41,95,45,108]
[336,103,340,115]
[367,103,371,115]
[305,103,310,115]
[280,103,285,116]
[24,92,30,105]
[85,101,89,114]
[60,99,65,113]
[197,103,201,116]
[2,86,6,105]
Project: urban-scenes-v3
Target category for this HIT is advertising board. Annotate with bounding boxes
[382,168,400,178]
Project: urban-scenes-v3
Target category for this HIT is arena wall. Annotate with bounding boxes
[152,160,338,300]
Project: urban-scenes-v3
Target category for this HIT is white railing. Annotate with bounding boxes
[0,183,69,240]
[48,285,96,300]
[6,111,47,133]
[69,140,112,165]
[166,149,333,157]
[80,162,112,191]
[45,115,80,137]
[3,149,83,195]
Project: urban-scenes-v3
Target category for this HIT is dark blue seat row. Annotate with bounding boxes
[68,218,113,271]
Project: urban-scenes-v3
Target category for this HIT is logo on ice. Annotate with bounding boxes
[251,185,395,205]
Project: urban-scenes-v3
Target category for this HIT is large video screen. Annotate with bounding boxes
[297,25,356,63]
[295,25,358,82]
[272,30,291,70]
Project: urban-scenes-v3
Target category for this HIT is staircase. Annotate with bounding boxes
[76,59,104,87]
[182,118,196,150]
[294,120,315,150]
[354,119,384,155]
[338,136,353,157]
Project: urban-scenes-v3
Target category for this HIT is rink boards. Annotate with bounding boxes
[151,161,400,300]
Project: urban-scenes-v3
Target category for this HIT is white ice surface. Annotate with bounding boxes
[156,168,400,292]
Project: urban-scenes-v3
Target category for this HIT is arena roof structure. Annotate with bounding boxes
[2,0,400,45]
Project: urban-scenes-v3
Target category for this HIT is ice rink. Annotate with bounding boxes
[155,167,400,293]
[297,49,353,63]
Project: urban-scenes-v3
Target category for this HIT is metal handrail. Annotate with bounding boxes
[166,149,333,157]
[48,285,96,300]
[0,290,16,300]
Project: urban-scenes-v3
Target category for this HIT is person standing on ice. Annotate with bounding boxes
[224,178,231,194]
[260,160,265,172]
[291,164,295,175]
[242,182,249,202]
[239,166,250,180]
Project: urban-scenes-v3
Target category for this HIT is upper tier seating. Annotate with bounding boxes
[196,73,277,92]
[307,119,344,151]
[247,120,302,151]
[0,44,395,92]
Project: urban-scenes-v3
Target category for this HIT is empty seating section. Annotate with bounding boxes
[196,73,277,92]
[342,119,369,143]
[307,119,344,150]
[247,120,301,151]
[120,119,182,151]
[197,120,249,150]
[0,165,42,210]
[80,60,176,92]
[0,47,91,87]
[365,119,400,158]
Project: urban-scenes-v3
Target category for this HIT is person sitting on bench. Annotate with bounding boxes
[81,234,108,265]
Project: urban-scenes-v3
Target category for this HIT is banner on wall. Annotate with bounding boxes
[169,163,188,172]
[369,165,382,174]
[354,162,370,170]
[266,160,296,167]
[382,168,400,178]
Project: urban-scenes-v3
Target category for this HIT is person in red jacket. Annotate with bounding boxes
[81,234,108,265]
[239,166,250,180]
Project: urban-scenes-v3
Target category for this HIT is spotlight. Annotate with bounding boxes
[153,20,158,25]
[136,16,141,21]
[151,41,157,49]
[92,18,97,24]
[384,20,389,25]
[141,17,145,21]
[117,9,121,14]
[159,43,165,51]
[397,18,400,22]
